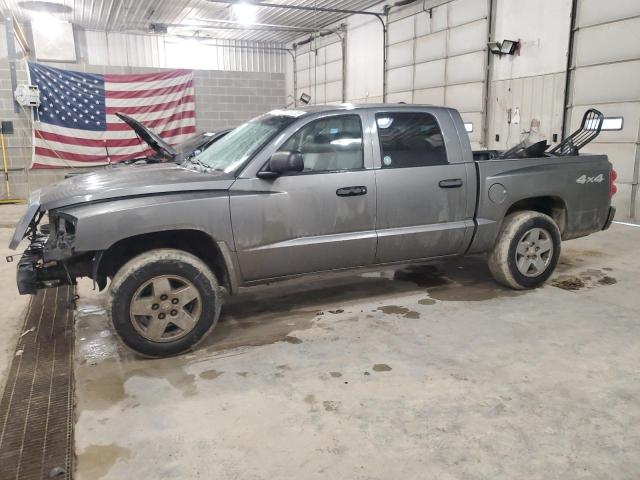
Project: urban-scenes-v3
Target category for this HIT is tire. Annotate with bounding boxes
[488,210,561,290]
[107,249,221,357]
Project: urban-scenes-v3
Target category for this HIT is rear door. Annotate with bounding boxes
[371,109,474,264]
[229,112,377,282]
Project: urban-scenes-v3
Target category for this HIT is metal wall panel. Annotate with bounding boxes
[446,82,484,112]
[387,16,415,44]
[414,86,445,104]
[385,0,489,147]
[387,65,414,94]
[576,0,640,27]
[572,61,640,106]
[295,36,344,105]
[448,20,487,56]
[567,0,640,217]
[487,72,566,151]
[387,40,414,69]
[84,31,285,73]
[414,59,446,89]
[415,32,447,63]
[574,17,640,67]
[447,0,487,26]
[447,51,485,84]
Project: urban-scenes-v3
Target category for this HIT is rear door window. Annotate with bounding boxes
[375,112,448,168]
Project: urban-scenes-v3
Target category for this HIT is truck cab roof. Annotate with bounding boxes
[278,103,457,116]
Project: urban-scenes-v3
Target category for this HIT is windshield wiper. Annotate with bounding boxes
[185,157,211,170]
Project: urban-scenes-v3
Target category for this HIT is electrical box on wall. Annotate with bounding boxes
[0,121,14,134]
[14,84,41,107]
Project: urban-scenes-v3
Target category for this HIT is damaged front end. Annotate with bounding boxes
[11,207,94,295]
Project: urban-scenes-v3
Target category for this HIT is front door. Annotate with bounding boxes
[372,110,473,264]
[230,113,377,282]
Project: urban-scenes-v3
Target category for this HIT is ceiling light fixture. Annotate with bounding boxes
[30,10,58,24]
[18,1,72,15]
[231,2,257,26]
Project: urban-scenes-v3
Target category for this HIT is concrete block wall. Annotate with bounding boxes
[193,70,287,131]
[0,24,286,199]
[0,57,34,200]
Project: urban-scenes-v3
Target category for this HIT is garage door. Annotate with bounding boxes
[385,0,489,148]
[566,0,640,218]
[295,37,344,105]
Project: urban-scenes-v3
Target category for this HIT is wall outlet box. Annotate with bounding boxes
[0,121,14,134]
[14,84,40,107]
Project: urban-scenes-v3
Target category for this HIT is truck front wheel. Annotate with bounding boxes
[108,249,221,357]
[488,211,561,290]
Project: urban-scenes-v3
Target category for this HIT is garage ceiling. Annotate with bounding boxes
[2,0,385,42]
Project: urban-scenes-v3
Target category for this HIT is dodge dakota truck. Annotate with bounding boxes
[9,104,616,357]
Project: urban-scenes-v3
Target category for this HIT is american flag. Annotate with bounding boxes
[29,63,196,168]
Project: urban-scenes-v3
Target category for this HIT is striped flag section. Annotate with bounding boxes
[29,63,196,168]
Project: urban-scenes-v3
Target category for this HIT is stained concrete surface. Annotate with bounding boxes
[0,204,31,390]
[0,204,28,228]
[71,223,640,480]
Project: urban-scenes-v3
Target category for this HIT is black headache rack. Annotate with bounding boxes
[493,108,605,160]
[549,108,604,156]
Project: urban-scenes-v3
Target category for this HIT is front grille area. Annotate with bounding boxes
[0,286,75,480]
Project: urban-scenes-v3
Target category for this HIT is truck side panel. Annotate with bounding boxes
[468,154,612,254]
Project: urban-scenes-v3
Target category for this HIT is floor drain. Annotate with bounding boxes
[0,286,75,480]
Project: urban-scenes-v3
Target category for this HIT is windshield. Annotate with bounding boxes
[175,133,208,156]
[188,113,300,173]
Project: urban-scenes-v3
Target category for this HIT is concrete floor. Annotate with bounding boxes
[69,223,640,480]
[0,202,638,479]
[0,207,31,389]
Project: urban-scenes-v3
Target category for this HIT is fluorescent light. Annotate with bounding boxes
[464,122,473,133]
[232,2,257,26]
[601,117,623,131]
[30,10,57,24]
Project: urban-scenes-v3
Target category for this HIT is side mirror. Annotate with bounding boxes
[258,151,304,178]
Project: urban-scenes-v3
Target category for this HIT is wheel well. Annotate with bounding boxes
[506,196,567,234]
[97,230,230,291]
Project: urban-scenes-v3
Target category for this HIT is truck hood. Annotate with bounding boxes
[116,112,177,159]
[10,164,234,249]
[40,163,234,210]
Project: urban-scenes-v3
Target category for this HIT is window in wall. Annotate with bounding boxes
[375,112,448,168]
[601,117,623,131]
[279,115,364,172]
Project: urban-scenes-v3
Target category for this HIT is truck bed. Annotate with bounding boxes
[466,152,613,254]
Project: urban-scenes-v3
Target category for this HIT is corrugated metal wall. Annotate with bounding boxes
[487,72,566,150]
[295,35,344,104]
[385,0,489,148]
[84,30,287,73]
[566,0,640,218]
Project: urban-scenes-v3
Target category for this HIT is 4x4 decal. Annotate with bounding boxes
[576,174,604,184]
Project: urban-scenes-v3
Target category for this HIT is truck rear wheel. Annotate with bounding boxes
[488,211,561,290]
[108,249,221,357]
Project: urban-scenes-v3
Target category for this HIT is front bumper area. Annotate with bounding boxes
[16,235,71,295]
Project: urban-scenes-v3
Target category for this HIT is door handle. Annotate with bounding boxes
[336,186,367,197]
[439,178,463,188]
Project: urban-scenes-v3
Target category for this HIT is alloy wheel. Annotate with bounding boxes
[129,275,202,342]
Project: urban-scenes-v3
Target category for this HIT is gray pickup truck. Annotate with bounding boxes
[9,104,616,357]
